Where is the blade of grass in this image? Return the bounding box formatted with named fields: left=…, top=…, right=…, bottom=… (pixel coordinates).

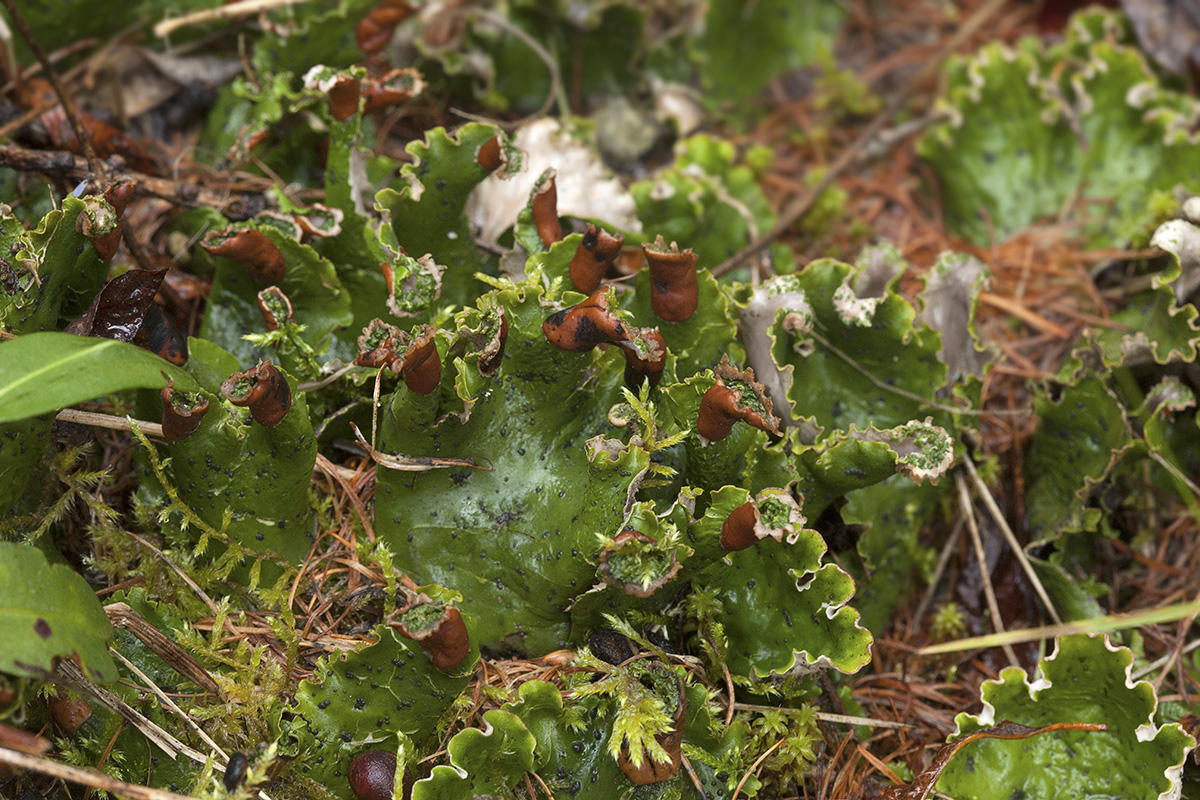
left=919, top=599, right=1200, bottom=655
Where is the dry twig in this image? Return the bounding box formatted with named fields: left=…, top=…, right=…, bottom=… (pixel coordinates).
left=955, top=471, right=1020, bottom=668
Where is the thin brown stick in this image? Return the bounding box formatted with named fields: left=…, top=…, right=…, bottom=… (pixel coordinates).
left=955, top=472, right=1020, bottom=668
left=1148, top=450, right=1200, bottom=501
left=105, top=602, right=222, bottom=697
left=680, top=752, right=710, bottom=800
left=82, top=719, right=125, bottom=800
left=0, top=36, right=99, bottom=97
left=107, top=648, right=230, bottom=765
left=0, top=0, right=105, bottom=179
left=0, top=143, right=260, bottom=219
left=0, top=747, right=196, bottom=800
left=56, top=409, right=165, bottom=439
left=1132, top=637, right=1200, bottom=680
left=962, top=457, right=1063, bottom=626
left=55, top=408, right=375, bottom=486
left=122, top=529, right=222, bottom=617
left=0, top=101, right=50, bottom=141
left=855, top=742, right=904, bottom=785
left=296, top=362, right=359, bottom=392
left=108, top=647, right=277, bottom=800
left=1152, top=590, right=1200, bottom=692
left=979, top=292, right=1071, bottom=339
left=731, top=737, right=786, bottom=800
left=57, top=660, right=210, bottom=765
left=351, top=422, right=492, bottom=472
left=455, top=7, right=563, bottom=126
left=528, top=770, right=555, bottom=800
left=314, top=453, right=376, bottom=545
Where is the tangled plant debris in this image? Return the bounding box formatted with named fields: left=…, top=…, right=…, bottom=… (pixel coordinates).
left=3, top=2, right=1200, bottom=799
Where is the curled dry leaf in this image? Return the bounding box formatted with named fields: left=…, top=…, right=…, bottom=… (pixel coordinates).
left=395, top=599, right=470, bottom=671
left=738, top=274, right=814, bottom=428
left=642, top=236, right=699, bottom=323
left=202, top=229, right=286, bottom=284
left=63, top=268, right=189, bottom=365
left=542, top=290, right=667, bottom=388
left=135, top=303, right=189, bottom=365
left=569, top=223, right=626, bottom=295
left=540, top=649, right=576, bottom=667
left=421, top=0, right=469, bottom=49
left=21, top=78, right=159, bottom=174
left=697, top=357, right=781, bottom=442
left=469, top=118, right=640, bottom=247
left=257, top=286, right=295, bottom=331
left=160, top=381, right=210, bottom=442
left=356, top=0, right=414, bottom=55
left=530, top=169, right=563, bottom=247
left=65, top=268, right=165, bottom=342
left=221, top=360, right=292, bottom=427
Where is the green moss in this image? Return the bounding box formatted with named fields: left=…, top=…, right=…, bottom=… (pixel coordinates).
left=606, top=547, right=675, bottom=589
left=363, top=324, right=391, bottom=350
left=229, top=376, right=256, bottom=398
left=727, top=377, right=767, bottom=417
left=758, top=497, right=790, bottom=530
left=170, top=390, right=206, bottom=412
left=401, top=602, right=446, bottom=633
left=895, top=422, right=953, bottom=471
left=930, top=602, right=967, bottom=643
left=262, top=292, right=289, bottom=322
left=1128, top=189, right=1181, bottom=249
